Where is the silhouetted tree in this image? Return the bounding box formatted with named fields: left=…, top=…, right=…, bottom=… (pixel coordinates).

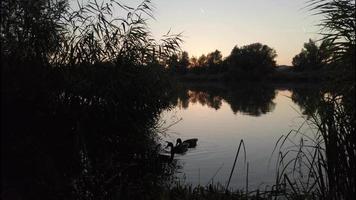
left=198, top=54, right=208, bottom=68
left=167, top=54, right=179, bottom=72
left=226, top=43, right=277, bottom=80
left=167, top=51, right=189, bottom=74
left=178, top=51, right=190, bottom=74
left=1, top=0, right=67, bottom=65
left=188, top=56, right=205, bottom=74
left=189, top=56, right=198, bottom=68
left=292, top=39, right=332, bottom=71
left=186, top=54, right=208, bottom=74
left=206, top=50, right=223, bottom=73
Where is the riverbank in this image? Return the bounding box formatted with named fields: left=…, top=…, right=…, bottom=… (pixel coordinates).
left=175, top=66, right=335, bottom=83
left=149, top=182, right=307, bottom=200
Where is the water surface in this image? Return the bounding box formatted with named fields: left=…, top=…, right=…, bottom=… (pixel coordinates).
left=161, top=83, right=312, bottom=190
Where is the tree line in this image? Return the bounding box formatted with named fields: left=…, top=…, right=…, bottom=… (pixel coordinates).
left=166, top=43, right=278, bottom=81
left=167, top=38, right=354, bottom=82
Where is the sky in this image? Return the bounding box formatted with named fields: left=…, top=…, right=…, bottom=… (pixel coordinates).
left=146, top=0, right=322, bottom=65
left=70, top=0, right=323, bottom=65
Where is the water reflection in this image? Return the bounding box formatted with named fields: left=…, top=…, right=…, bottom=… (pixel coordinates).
left=162, top=83, right=328, bottom=189
left=173, top=83, right=276, bottom=116
left=291, top=87, right=322, bottom=116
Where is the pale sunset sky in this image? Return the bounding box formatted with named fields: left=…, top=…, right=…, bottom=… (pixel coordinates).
left=71, top=0, right=323, bottom=65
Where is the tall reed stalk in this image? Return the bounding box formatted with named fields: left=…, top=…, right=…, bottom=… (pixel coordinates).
left=274, top=90, right=355, bottom=199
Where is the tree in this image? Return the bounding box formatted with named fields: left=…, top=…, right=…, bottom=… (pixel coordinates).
left=197, top=54, right=207, bottom=68
left=189, top=56, right=198, bottom=68
left=167, top=51, right=189, bottom=74
left=292, top=39, right=332, bottom=71
left=167, top=54, right=179, bottom=73
left=206, top=50, right=223, bottom=73
left=179, top=51, right=190, bottom=72
left=226, top=43, right=277, bottom=79
left=188, top=55, right=206, bottom=74
left=0, top=0, right=68, bottom=65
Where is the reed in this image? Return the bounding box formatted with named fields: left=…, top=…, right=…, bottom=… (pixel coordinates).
left=273, top=90, right=355, bottom=199
left=226, top=139, right=246, bottom=192
left=269, top=0, right=356, bottom=198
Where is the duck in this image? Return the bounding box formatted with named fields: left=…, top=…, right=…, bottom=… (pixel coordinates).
left=166, top=141, right=189, bottom=154
left=176, top=138, right=198, bottom=148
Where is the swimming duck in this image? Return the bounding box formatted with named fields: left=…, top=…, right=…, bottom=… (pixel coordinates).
left=166, top=141, right=189, bottom=154
left=176, top=138, right=198, bottom=148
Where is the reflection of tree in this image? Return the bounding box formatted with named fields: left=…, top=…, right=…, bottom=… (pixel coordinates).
left=225, top=85, right=276, bottom=116
left=291, top=87, right=322, bottom=117
left=188, top=91, right=223, bottom=110
left=172, top=83, right=276, bottom=116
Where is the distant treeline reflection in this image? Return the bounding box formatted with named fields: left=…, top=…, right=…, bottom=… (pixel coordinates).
left=171, top=83, right=277, bottom=116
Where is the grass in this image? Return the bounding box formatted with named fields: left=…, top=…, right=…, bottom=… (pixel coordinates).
left=271, top=89, right=355, bottom=199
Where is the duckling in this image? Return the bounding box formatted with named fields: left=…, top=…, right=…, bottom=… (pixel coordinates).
left=166, top=141, right=189, bottom=154
left=176, top=138, right=198, bottom=148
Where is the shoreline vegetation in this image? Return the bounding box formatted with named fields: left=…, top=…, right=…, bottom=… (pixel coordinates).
left=174, top=66, right=336, bottom=83
left=1, top=0, right=354, bottom=199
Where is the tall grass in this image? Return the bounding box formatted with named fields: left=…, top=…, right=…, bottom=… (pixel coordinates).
left=1, top=1, right=184, bottom=199
left=274, top=89, right=355, bottom=199
left=226, top=140, right=246, bottom=192
left=1, top=0, right=182, bottom=67
left=307, top=0, right=355, bottom=82
left=270, top=1, right=356, bottom=199
left=307, top=0, right=355, bottom=57
left=51, top=0, right=182, bottom=66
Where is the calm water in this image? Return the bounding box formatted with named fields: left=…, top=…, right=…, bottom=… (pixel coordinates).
left=161, top=83, right=312, bottom=190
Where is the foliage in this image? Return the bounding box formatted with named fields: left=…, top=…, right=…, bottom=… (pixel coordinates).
left=0, top=0, right=67, bottom=65
left=1, top=0, right=182, bottom=67
left=167, top=51, right=189, bottom=74
left=275, top=87, right=355, bottom=199
left=1, top=0, right=183, bottom=199
left=275, top=1, right=356, bottom=198
left=198, top=54, right=208, bottom=68
left=206, top=50, right=224, bottom=73
left=306, top=0, right=355, bottom=84
left=308, top=0, right=355, bottom=66
left=292, top=39, right=333, bottom=71
left=179, top=51, right=190, bottom=68
left=189, top=54, right=208, bottom=74
left=55, top=0, right=181, bottom=66
left=184, top=50, right=226, bottom=75
left=226, top=43, right=277, bottom=80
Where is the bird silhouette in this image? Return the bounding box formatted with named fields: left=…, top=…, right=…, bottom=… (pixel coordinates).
left=176, top=138, right=198, bottom=148
left=166, top=141, right=189, bottom=154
